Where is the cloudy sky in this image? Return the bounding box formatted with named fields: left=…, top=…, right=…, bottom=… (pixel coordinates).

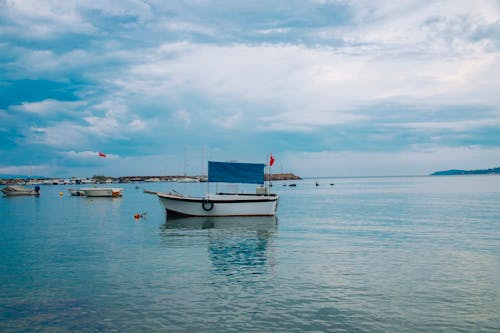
left=1, top=0, right=500, bottom=178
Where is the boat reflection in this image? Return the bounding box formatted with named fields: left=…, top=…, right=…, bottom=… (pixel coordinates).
left=160, top=216, right=278, bottom=279
left=162, top=215, right=278, bottom=231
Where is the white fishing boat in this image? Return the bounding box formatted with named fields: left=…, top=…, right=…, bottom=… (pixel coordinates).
left=68, top=188, right=86, bottom=196
left=80, top=187, right=123, bottom=197
left=156, top=161, right=278, bottom=217
left=175, top=177, right=200, bottom=183
left=1, top=185, right=40, bottom=196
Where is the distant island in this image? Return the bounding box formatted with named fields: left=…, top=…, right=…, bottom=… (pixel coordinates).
left=430, top=167, right=500, bottom=176
left=266, top=173, right=302, bottom=181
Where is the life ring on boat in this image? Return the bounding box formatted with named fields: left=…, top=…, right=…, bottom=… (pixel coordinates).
left=202, top=200, right=214, bottom=211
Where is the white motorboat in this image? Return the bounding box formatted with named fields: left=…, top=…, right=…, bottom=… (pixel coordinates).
left=156, top=161, right=278, bottom=217
left=175, top=177, right=200, bottom=183
left=1, top=185, right=40, bottom=196
left=158, top=192, right=278, bottom=217
left=68, top=188, right=86, bottom=196
left=80, top=187, right=123, bottom=197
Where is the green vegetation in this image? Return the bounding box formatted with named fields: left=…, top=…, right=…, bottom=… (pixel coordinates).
left=430, top=167, right=500, bottom=176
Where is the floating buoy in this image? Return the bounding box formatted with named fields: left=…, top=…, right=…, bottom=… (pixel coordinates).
left=59, top=192, right=63, bottom=197
left=134, top=212, right=147, bottom=219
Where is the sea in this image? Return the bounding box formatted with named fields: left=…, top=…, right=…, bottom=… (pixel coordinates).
left=1, top=175, right=499, bottom=332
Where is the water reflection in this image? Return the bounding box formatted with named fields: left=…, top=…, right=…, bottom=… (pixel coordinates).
left=160, top=216, right=278, bottom=279
left=162, top=215, right=278, bottom=231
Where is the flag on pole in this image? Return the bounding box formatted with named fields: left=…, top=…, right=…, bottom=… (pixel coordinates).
left=98, top=151, right=106, bottom=158
left=269, top=154, right=275, bottom=166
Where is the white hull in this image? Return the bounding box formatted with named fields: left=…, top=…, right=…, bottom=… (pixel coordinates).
left=157, top=192, right=278, bottom=217
left=68, top=188, right=85, bottom=196
left=1, top=185, right=39, bottom=196
left=176, top=177, right=200, bottom=183
left=80, top=187, right=123, bottom=197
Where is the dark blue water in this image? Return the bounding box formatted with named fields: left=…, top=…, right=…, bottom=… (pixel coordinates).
left=1, top=176, right=499, bottom=332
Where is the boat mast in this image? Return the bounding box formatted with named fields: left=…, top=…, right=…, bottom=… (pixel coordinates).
left=184, top=146, right=187, bottom=177
left=267, top=154, right=271, bottom=196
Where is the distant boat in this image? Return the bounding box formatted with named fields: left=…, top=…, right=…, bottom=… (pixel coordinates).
left=175, top=177, right=200, bottom=183
left=68, top=188, right=85, bottom=196
left=1, top=185, right=40, bottom=196
left=289, top=183, right=297, bottom=187
left=156, top=161, right=278, bottom=217
left=80, top=187, right=123, bottom=197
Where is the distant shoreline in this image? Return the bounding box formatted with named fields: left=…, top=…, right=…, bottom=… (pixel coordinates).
left=0, top=173, right=302, bottom=185
left=430, top=167, right=500, bottom=176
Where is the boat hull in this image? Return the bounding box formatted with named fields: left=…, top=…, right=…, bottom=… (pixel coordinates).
left=157, top=192, right=278, bottom=217
left=1, top=190, right=39, bottom=196
left=68, top=188, right=86, bottom=196
left=80, top=188, right=123, bottom=197
left=1, top=186, right=40, bottom=196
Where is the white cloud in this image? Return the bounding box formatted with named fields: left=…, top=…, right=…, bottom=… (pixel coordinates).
left=391, top=118, right=500, bottom=132
left=1, top=0, right=96, bottom=39
left=174, top=109, right=192, bottom=127
left=128, top=119, right=147, bottom=131
left=161, top=20, right=216, bottom=36
left=0, top=164, right=47, bottom=176
left=11, top=99, right=85, bottom=115
left=258, top=110, right=366, bottom=131
left=256, top=28, right=290, bottom=35
left=109, top=39, right=500, bottom=132
left=27, top=122, right=88, bottom=149
left=19, top=98, right=149, bottom=148
left=84, top=100, right=148, bottom=137
left=1, top=0, right=154, bottom=40
left=9, top=48, right=107, bottom=79
left=80, top=0, right=152, bottom=18
left=213, top=111, right=243, bottom=129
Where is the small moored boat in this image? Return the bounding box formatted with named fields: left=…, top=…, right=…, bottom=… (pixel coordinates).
left=156, top=161, right=278, bottom=217
left=175, top=177, right=200, bottom=183
left=80, top=187, right=123, bottom=197
left=1, top=185, right=40, bottom=196
left=68, top=188, right=86, bottom=196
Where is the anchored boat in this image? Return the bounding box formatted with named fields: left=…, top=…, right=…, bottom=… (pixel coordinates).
left=80, top=187, right=123, bottom=197
left=157, top=161, right=278, bottom=217
left=1, top=185, right=40, bottom=196
left=68, top=188, right=86, bottom=196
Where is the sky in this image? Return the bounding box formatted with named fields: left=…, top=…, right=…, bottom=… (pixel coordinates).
left=1, top=0, right=500, bottom=178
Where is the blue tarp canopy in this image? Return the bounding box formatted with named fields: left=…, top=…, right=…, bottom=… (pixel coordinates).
left=208, top=161, right=265, bottom=184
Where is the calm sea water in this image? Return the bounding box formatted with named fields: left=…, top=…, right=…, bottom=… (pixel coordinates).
left=1, top=176, right=499, bottom=332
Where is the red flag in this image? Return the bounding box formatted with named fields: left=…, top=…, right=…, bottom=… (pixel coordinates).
left=98, top=151, right=106, bottom=158
left=269, top=154, right=275, bottom=166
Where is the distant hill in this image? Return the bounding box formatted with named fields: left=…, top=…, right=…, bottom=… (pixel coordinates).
left=430, top=167, right=500, bottom=176
left=265, top=173, right=302, bottom=181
